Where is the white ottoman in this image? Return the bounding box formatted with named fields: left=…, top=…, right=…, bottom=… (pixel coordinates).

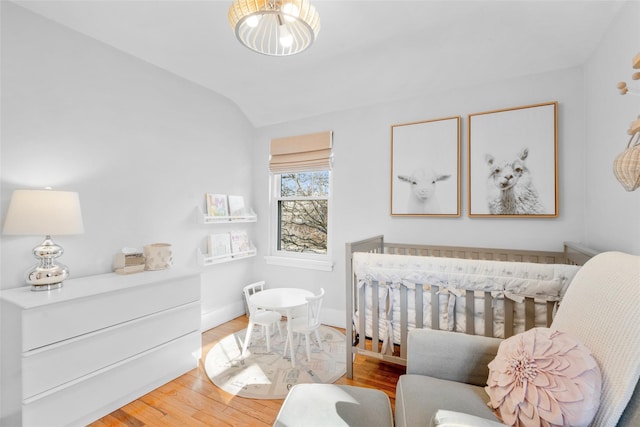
left=273, top=384, right=394, bottom=427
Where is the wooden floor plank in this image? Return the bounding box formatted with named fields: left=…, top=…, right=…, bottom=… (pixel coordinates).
left=88, top=316, right=405, bottom=426
left=117, top=400, right=167, bottom=426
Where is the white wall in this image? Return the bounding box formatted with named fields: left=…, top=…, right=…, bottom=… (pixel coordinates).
left=0, top=3, right=256, bottom=328
left=252, top=66, right=587, bottom=327
left=584, top=0, right=640, bottom=254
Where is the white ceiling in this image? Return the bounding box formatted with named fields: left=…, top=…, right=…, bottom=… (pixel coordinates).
left=12, top=0, right=626, bottom=127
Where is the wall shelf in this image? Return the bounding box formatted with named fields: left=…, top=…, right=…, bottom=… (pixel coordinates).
left=196, top=197, right=256, bottom=266
left=197, top=246, right=257, bottom=266
left=197, top=206, right=257, bottom=224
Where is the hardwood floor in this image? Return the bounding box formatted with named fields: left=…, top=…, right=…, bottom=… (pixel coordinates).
left=89, top=316, right=405, bottom=426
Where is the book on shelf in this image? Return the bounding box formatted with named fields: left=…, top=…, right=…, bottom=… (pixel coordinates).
left=227, top=195, right=246, bottom=217
left=208, top=233, right=232, bottom=257
left=230, top=230, right=251, bottom=255
left=205, top=193, right=229, bottom=217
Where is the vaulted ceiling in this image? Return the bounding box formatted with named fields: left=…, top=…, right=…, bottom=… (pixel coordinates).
left=12, top=0, right=626, bottom=127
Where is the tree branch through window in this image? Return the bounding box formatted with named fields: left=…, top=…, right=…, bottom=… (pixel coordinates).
left=277, top=172, right=329, bottom=254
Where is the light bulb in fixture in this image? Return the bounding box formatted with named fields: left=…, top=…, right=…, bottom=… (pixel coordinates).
left=280, top=33, right=293, bottom=47
left=245, top=14, right=261, bottom=28
left=279, top=24, right=293, bottom=47
left=282, top=3, right=299, bottom=22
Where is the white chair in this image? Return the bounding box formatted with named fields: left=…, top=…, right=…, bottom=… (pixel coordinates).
left=284, top=288, right=325, bottom=362
left=241, top=281, right=283, bottom=357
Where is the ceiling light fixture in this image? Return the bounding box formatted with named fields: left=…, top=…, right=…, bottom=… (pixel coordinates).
left=229, top=0, right=320, bottom=56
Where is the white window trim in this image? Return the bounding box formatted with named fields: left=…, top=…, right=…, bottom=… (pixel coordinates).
left=266, top=172, right=334, bottom=271
left=264, top=255, right=334, bottom=271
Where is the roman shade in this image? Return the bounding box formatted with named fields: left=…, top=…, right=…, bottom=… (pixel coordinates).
left=269, top=131, right=333, bottom=173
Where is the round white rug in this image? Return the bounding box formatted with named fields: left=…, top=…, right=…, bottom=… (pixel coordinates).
left=204, top=323, right=346, bottom=399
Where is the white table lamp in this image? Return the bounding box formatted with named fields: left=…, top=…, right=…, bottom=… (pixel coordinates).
left=3, top=189, right=84, bottom=291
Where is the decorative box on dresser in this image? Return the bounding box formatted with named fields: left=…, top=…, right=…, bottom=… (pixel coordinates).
left=0, top=267, right=202, bottom=427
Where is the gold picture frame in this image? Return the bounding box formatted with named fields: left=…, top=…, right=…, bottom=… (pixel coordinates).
left=468, top=102, right=558, bottom=217
left=391, top=116, right=461, bottom=217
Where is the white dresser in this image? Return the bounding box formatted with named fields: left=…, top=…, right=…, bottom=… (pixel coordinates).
left=0, top=267, right=202, bottom=427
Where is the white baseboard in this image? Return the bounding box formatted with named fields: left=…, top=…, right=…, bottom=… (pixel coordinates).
left=320, top=307, right=346, bottom=329
left=200, top=301, right=245, bottom=332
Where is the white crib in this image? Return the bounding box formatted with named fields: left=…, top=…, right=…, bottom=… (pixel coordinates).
left=345, top=236, right=599, bottom=379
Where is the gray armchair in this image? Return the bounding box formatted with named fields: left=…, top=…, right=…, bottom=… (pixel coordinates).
left=395, top=329, right=504, bottom=426
left=395, top=251, right=640, bottom=427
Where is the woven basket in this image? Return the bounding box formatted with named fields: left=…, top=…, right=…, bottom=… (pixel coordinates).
left=613, top=133, right=640, bottom=192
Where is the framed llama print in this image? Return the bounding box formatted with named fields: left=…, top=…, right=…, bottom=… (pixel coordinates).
left=468, top=102, right=558, bottom=217
left=391, top=116, right=461, bottom=216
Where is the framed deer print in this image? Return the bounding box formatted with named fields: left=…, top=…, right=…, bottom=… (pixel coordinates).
left=468, top=102, right=558, bottom=217
left=391, top=116, right=461, bottom=217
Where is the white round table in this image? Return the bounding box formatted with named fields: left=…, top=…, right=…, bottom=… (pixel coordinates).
left=245, top=288, right=314, bottom=367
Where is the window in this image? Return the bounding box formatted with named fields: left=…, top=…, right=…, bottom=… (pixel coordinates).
left=276, top=171, right=329, bottom=254
left=267, top=131, right=333, bottom=271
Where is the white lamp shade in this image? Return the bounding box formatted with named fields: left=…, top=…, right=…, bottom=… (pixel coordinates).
left=3, top=189, right=85, bottom=236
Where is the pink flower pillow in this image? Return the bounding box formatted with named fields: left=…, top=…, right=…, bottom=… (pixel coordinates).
left=485, top=327, right=601, bottom=427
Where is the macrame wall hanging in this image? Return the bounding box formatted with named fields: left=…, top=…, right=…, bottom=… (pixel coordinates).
left=614, top=52, right=640, bottom=192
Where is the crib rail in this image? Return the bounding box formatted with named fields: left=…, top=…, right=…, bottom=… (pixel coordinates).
left=383, top=242, right=565, bottom=263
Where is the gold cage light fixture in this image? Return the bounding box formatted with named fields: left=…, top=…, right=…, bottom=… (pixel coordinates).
left=229, top=0, right=320, bottom=56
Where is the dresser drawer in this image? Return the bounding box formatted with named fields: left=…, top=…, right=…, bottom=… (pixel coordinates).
left=23, top=331, right=201, bottom=427
left=21, top=272, right=200, bottom=351
left=22, top=300, right=200, bottom=399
